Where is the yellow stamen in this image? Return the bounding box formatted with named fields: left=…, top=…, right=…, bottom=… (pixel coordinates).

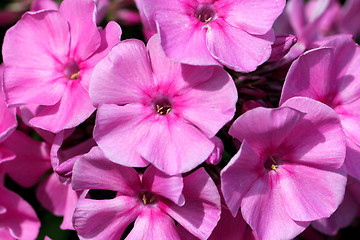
left=142, top=194, right=147, bottom=204
left=71, top=72, right=80, bottom=80
left=271, top=164, right=278, bottom=172
left=149, top=195, right=156, bottom=203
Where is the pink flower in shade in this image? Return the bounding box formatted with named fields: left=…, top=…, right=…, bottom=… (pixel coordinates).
left=221, top=97, right=347, bottom=240
left=139, top=0, right=285, bottom=72
left=71, top=147, right=221, bottom=240
left=1, top=130, right=51, bottom=188
left=274, top=0, right=340, bottom=61
left=36, top=173, right=82, bottom=230
left=280, top=35, right=360, bottom=180
left=177, top=199, right=258, bottom=240
left=50, top=128, right=96, bottom=184
left=0, top=167, right=40, bottom=240
left=0, top=185, right=41, bottom=240
left=312, top=177, right=360, bottom=236
left=90, top=34, right=237, bottom=175
left=2, top=0, right=122, bottom=133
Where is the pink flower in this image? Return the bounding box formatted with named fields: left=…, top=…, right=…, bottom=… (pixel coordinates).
left=2, top=0, right=122, bottom=133
left=280, top=35, right=360, bottom=180
left=72, top=147, right=221, bottom=240
left=139, top=0, right=285, bottom=72
left=90, top=34, right=237, bottom=175
left=221, top=97, right=347, bottom=240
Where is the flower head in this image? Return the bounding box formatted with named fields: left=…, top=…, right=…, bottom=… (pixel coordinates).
left=90, top=34, right=237, bottom=175
left=221, top=97, right=347, bottom=240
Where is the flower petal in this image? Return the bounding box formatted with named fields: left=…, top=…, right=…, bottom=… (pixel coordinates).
left=206, top=19, right=274, bottom=72
left=0, top=186, right=40, bottom=240
left=155, top=11, right=220, bottom=66
left=73, top=197, right=141, bottom=240
left=280, top=97, right=346, bottom=169
left=29, top=80, right=95, bottom=133
left=94, top=104, right=150, bottom=168
left=137, top=115, right=214, bottom=175
left=221, top=140, right=263, bottom=216
left=126, top=207, right=181, bottom=240
left=241, top=175, right=309, bottom=240
left=218, top=0, right=285, bottom=35
left=175, top=66, right=237, bottom=138
left=279, top=164, right=346, bottom=221
left=89, top=39, right=154, bottom=107
left=3, top=10, right=69, bottom=106
left=142, top=165, right=185, bottom=206
left=229, top=106, right=305, bottom=156
left=59, top=0, right=101, bottom=61
left=72, top=146, right=141, bottom=196
left=2, top=130, right=51, bottom=188
left=160, top=168, right=221, bottom=240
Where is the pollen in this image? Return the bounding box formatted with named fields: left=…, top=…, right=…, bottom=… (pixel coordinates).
left=140, top=191, right=158, bottom=205
left=264, top=155, right=279, bottom=172
left=71, top=72, right=80, bottom=80
left=153, top=97, right=172, bottom=115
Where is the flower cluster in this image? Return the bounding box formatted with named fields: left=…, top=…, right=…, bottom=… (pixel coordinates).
left=1, top=0, right=360, bottom=239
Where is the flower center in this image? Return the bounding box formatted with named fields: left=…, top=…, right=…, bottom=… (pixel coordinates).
left=264, top=155, right=279, bottom=172
left=195, top=4, right=216, bottom=23
left=153, top=97, right=172, bottom=115
left=64, top=61, right=80, bottom=80
left=139, top=191, right=158, bottom=205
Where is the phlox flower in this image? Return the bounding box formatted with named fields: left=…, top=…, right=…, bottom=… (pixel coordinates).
left=274, top=0, right=340, bottom=60
left=139, top=0, right=285, bottom=72
left=280, top=35, right=360, bottom=180
left=2, top=0, right=121, bottom=133
left=221, top=97, right=347, bottom=240
left=71, top=147, right=221, bottom=240
left=90, top=34, right=237, bottom=175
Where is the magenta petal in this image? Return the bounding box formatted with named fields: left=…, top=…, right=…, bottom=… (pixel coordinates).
left=29, top=81, right=95, bottom=133
left=137, top=115, right=214, bottom=175
left=73, top=197, right=141, bottom=240
left=59, top=0, right=101, bottom=62
left=36, top=173, right=79, bottom=230
left=221, top=140, right=263, bottom=216
left=0, top=76, right=16, bottom=142
left=221, top=0, right=285, bottom=35
left=0, top=186, right=40, bottom=240
left=280, top=48, right=335, bottom=105
left=155, top=11, right=220, bottom=66
left=80, top=21, right=122, bottom=90
left=2, top=130, right=51, bottom=188
left=279, top=164, right=346, bottom=222
left=176, top=66, right=237, bottom=138
left=142, top=165, right=185, bottom=206
left=89, top=39, right=154, bottom=107
left=94, top=104, right=150, bottom=168
left=229, top=106, right=305, bottom=156
left=206, top=19, right=274, bottom=72
left=312, top=187, right=358, bottom=236
left=126, top=207, right=180, bottom=240
left=72, top=147, right=142, bottom=196
left=241, top=176, right=309, bottom=240
left=3, top=11, right=69, bottom=106
left=280, top=97, right=346, bottom=169
left=160, top=168, right=221, bottom=240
